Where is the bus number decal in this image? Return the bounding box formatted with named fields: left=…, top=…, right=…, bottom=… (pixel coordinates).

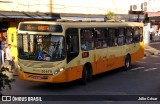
left=82, top=52, right=89, bottom=58
left=42, top=70, right=52, bottom=74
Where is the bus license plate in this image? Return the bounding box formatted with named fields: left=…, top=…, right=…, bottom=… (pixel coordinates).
left=32, top=76, right=42, bottom=80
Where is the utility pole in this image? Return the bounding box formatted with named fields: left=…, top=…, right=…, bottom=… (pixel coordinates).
left=50, top=0, right=53, bottom=16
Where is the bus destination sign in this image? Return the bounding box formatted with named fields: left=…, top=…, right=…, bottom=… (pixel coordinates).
left=19, top=23, right=63, bottom=32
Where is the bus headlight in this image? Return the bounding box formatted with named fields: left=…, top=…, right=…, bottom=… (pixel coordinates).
left=54, top=68, right=64, bottom=75
left=59, top=68, right=64, bottom=72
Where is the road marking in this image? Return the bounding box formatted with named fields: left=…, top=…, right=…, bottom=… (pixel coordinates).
left=150, top=55, right=160, bottom=58
left=144, top=68, right=158, bottom=72
left=131, top=67, right=145, bottom=71
left=137, top=61, right=146, bottom=63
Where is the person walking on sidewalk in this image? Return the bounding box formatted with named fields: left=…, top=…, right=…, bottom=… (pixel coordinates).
left=5, top=44, right=13, bottom=73
left=0, top=41, right=5, bottom=65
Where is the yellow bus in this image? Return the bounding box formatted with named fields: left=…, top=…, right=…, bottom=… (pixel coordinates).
left=17, top=21, right=144, bottom=84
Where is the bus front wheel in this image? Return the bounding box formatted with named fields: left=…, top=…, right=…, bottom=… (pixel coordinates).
left=81, top=65, right=92, bottom=84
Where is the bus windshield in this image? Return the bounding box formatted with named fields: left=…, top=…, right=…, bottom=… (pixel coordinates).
left=18, top=34, right=65, bottom=61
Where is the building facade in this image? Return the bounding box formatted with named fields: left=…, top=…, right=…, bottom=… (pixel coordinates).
left=0, top=0, right=160, bottom=15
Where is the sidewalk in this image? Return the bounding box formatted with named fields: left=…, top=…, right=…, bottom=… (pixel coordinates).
left=1, top=60, right=17, bottom=77
left=144, top=42, right=160, bottom=56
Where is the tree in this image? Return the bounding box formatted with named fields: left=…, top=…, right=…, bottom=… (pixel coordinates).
left=106, top=11, right=115, bottom=20
left=106, top=11, right=124, bottom=22
left=0, top=67, right=14, bottom=96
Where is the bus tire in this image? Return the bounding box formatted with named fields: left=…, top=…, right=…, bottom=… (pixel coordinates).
left=81, top=65, right=92, bottom=85
left=124, top=55, right=131, bottom=71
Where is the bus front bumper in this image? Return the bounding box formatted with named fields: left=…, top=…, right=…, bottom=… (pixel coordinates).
left=18, top=66, right=83, bottom=83
left=18, top=68, right=69, bottom=83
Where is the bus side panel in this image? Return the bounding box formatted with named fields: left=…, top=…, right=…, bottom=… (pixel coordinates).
left=95, top=46, right=126, bottom=74
left=106, top=46, right=124, bottom=71
left=95, top=49, right=107, bottom=74
left=65, top=65, right=83, bottom=82
left=131, top=42, right=144, bottom=63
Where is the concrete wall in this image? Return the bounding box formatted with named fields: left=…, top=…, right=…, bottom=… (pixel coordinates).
left=144, top=23, right=150, bottom=44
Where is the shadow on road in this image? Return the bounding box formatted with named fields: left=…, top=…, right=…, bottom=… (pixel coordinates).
left=25, top=67, right=131, bottom=92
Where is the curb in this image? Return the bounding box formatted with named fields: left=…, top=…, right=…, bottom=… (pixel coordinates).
left=144, top=51, right=160, bottom=57
left=2, top=71, right=14, bottom=79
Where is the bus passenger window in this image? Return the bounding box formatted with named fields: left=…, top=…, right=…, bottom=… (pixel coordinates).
left=133, top=27, right=142, bottom=42
left=81, top=29, right=94, bottom=50
left=139, top=27, right=143, bottom=42
left=117, top=28, right=125, bottom=45
left=108, top=28, right=116, bottom=46
left=126, top=28, right=133, bottom=44
left=95, top=28, right=107, bottom=48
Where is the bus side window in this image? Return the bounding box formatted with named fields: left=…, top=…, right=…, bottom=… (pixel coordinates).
left=117, top=28, right=125, bottom=45
left=66, top=28, right=79, bottom=63
left=95, top=28, right=107, bottom=48
left=108, top=28, right=116, bottom=47
left=139, top=27, right=143, bottom=42
left=81, top=29, right=94, bottom=50
left=133, top=27, right=142, bottom=43
left=126, top=27, right=133, bottom=44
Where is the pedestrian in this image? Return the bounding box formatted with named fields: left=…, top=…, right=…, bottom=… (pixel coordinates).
left=0, top=41, right=5, bottom=65
left=0, top=40, right=5, bottom=67
left=158, top=28, right=160, bottom=36
left=149, top=26, right=154, bottom=41
left=5, top=44, right=13, bottom=73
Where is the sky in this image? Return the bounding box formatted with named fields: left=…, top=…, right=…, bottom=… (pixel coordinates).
left=1, top=0, right=160, bottom=14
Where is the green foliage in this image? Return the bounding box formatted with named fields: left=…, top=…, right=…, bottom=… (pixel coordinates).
left=106, top=11, right=115, bottom=19
left=0, top=67, right=15, bottom=96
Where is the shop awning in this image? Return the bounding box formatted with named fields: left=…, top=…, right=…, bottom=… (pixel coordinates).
left=146, top=12, right=160, bottom=17
left=0, top=11, right=60, bottom=20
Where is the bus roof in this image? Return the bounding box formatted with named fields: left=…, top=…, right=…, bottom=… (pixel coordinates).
left=19, top=21, right=144, bottom=28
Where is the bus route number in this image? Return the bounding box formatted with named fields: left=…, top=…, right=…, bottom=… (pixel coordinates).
left=82, top=52, right=89, bottom=58
left=42, top=70, right=52, bottom=74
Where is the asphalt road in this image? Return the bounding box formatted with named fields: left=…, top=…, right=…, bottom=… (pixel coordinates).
left=1, top=54, right=160, bottom=104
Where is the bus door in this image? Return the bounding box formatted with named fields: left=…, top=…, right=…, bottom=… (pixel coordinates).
left=66, top=28, right=81, bottom=80
left=7, top=27, right=18, bottom=64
